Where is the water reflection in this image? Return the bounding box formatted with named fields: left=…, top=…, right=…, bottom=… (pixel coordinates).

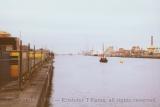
left=50, top=55, right=160, bottom=107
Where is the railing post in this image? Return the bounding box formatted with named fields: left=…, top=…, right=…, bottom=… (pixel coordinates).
left=28, top=43, right=30, bottom=79
left=34, top=45, right=36, bottom=67
left=19, top=40, right=22, bottom=90
left=41, top=49, right=43, bottom=65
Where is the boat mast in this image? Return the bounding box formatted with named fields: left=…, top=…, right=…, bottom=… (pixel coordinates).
left=102, top=43, right=104, bottom=57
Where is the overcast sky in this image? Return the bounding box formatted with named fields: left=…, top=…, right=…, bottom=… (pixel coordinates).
left=0, top=0, right=160, bottom=53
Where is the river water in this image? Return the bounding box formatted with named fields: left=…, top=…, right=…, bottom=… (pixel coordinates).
left=49, top=55, right=160, bottom=107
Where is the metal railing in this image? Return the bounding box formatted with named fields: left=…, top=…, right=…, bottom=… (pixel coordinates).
left=0, top=42, right=54, bottom=90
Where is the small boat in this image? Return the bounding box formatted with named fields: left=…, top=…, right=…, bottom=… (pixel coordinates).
left=119, top=60, right=124, bottom=64
left=119, top=58, right=125, bottom=64
left=99, top=44, right=108, bottom=63
left=100, top=57, right=108, bottom=63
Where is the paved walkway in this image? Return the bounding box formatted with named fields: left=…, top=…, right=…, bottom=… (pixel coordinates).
left=0, top=61, right=53, bottom=107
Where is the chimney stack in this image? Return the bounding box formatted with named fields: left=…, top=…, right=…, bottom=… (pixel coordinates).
left=151, top=36, right=153, bottom=46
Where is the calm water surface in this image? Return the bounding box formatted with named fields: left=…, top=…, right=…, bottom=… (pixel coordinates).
left=49, top=55, right=160, bottom=107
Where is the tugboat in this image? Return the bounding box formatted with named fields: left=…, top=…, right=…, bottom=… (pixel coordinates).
left=99, top=44, right=108, bottom=63
left=100, top=56, right=108, bottom=63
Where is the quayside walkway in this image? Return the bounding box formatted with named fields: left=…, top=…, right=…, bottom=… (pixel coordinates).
left=0, top=59, right=54, bottom=107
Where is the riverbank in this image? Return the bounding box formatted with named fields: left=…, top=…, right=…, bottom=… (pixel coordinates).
left=110, top=55, right=160, bottom=59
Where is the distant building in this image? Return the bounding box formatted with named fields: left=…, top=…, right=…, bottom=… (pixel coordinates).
left=147, top=36, right=156, bottom=55
left=111, top=48, right=130, bottom=57
left=119, top=48, right=130, bottom=57
left=131, top=46, right=141, bottom=56
left=104, top=46, right=114, bottom=57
